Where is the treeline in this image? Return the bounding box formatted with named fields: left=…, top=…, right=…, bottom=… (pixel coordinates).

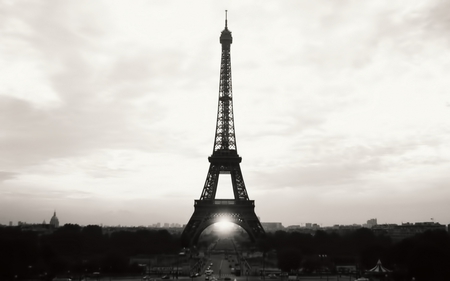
left=0, top=224, right=180, bottom=280
left=248, top=228, right=450, bottom=281
left=1, top=225, right=449, bottom=281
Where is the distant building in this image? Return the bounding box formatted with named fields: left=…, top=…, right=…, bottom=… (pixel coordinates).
left=49, top=211, right=59, bottom=228
left=302, top=223, right=322, bottom=229
left=372, top=222, right=446, bottom=241
left=365, top=218, right=377, bottom=228
left=19, top=222, right=54, bottom=235
left=18, top=211, right=60, bottom=234
left=286, top=225, right=301, bottom=230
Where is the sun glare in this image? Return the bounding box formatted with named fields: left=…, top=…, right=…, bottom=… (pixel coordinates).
left=215, top=218, right=234, bottom=232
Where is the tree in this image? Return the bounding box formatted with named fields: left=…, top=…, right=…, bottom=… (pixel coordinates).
left=277, top=249, right=301, bottom=272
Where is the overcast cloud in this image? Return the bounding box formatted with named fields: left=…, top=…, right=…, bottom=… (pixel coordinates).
left=1, top=0, right=449, bottom=227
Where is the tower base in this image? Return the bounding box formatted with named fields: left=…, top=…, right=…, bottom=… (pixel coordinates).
left=181, top=199, right=265, bottom=247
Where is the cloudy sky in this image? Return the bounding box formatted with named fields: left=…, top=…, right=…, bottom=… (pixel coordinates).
left=1, top=0, right=450, bottom=228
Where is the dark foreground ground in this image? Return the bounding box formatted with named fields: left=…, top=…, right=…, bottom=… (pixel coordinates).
left=77, top=276, right=363, bottom=281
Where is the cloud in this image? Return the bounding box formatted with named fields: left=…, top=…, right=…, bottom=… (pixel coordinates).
left=0, top=171, right=18, bottom=183
left=1, top=0, right=450, bottom=227
left=374, top=1, right=450, bottom=43
left=0, top=1, right=187, bottom=172
left=0, top=93, right=168, bottom=169
left=246, top=132, right=449, bottom=192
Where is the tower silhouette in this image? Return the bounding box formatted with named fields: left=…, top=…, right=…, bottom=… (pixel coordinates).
left=181, top=12, right=265, bottom=246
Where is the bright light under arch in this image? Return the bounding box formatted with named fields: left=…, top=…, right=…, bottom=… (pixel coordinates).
left=215, top=217, right=234, bottom=232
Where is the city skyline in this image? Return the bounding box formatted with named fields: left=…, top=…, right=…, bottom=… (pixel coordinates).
left=6, top=209, right=446, bottom=228
left=1, top=1, right=450, bottom=228
left=3, top=211, right=447, bottom=230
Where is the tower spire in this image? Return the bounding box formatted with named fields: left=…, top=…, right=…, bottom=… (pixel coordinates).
left=217, top=10, right=234, bottom=152
left=225, top=10, right=228, bottom=28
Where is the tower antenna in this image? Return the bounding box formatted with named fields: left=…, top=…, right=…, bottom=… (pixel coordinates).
left=225, top=10, right=228, bottom=28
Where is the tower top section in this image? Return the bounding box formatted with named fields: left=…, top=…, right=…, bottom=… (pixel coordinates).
left=212, top=9, right=237, bottom=154
left=220, top=10, right=232, bottom=45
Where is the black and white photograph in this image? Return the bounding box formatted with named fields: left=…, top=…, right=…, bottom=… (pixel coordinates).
left=1, top=1, right=449, bottom=280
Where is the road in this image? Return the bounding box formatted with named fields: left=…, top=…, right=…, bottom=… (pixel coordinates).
left=203, top=238, right=238, bottom=281
left=90, top=238, right=357, bottom=281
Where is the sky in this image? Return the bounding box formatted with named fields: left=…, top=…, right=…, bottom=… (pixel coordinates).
left=1, top=0, right=450, bottom=228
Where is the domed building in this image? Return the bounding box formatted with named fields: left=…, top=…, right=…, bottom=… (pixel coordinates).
left=49, top=211, right=59, bottom=228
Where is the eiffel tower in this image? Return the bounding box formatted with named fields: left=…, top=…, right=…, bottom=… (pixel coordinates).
left=181, top=12, right=265, bottom=247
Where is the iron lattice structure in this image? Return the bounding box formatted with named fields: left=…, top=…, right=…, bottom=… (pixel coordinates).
left=181, top=13, right=265, bottom=247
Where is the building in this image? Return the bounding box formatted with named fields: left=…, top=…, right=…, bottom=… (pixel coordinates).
left=372, top=222, right=446, bottom=241
left=49, top=211, right=59, bottom=228
left=19, top=222, right=54, bottom=235
left=365, top=218, right=377, bottom=228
